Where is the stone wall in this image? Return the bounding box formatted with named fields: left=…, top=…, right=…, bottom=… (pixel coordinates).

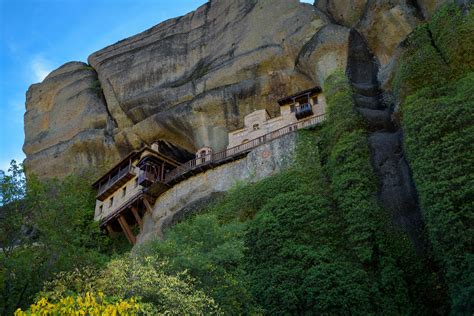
left=137, top=132, right=297, bottom=244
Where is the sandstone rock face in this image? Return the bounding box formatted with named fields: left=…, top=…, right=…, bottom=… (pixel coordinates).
left=315, top=0, right=450, bottom=86
left=23, top=62, right=123, bottom=179
left=315, top=0, right=368, bottom=27
left=317, top=0, right=423, bottom=66
left=23, top=0, right=450, bottom=179
left=25, top=0, right=334, bottom=179
left=138, top=132, right=297, bottom=244
left=87, top=0, right=331, bottom=152
left=296, top=24, right=351, bottom=84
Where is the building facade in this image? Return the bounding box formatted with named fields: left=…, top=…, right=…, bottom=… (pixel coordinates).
left=92, top=87, right=326, bottom=244
left=92, top=143, right=187, bottom=244
left=227, top=87, right=326, bottom=148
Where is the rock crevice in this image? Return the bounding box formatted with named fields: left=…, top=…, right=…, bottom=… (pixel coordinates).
left=346, top=29, right=426, bottom=250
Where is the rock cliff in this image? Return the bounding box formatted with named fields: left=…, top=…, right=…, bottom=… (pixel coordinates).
left=23, top=0, right=448, bottom=179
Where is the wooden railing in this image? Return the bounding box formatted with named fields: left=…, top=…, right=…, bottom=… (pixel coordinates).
left=165, top=113, right=325, bottom=183
left=97, top=163, right=133, bottom=197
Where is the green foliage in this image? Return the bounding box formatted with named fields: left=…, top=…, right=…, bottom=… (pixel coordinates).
left=39, top=256, right=220, bottom=315
left=393, top=24, right=450, bottom=100
left=320, top=70, right=365, bottom=158
left=430, top=3, right=474, bottom=77
left=96, top=257, right=219, bottom=315
left=0, top=163, right=124, bottom=315
left=324, top=71, right=446, bottom=315
left=394, top=3, right=474, bottom=101
left=0, top=160, right=27, bottom=256
left=394, top=4, right=473, bottom=312
left=401, top=72, right=474, bottom=313
left=81, top=65, right=94, bottom=71
left=245, top=191, right=373, bottom=315
left=214, top=170, right=301, bottom=222
left=327, top=130, right=381, bottom=263
left=91, top=79, right=103, bottom=97
left=137, top=214, right=258, bottom=315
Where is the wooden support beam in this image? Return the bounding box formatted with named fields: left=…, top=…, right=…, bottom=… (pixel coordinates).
left=131, top=206, right=143, bottom=228
left=118, top=215, right=136, bottom=245
left=106, top=224, right=114, bottom=235
left=143, top=198, right=154, bottom=214
left=161, top=162, right=165, bottom=181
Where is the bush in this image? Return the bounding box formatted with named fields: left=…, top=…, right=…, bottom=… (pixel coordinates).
left=394, top=4, right=474, bottom=312
left=430, top=3, right=474, bottom=77
left=244, top=191, right=374, bottom=314
left=394, top=3, right=474, bottom=101
left=0, top=165, right=125, bottom=315
left=40, top=256, right=219, bottom=315
left=14, top=292, right=141, bottom=316
left=137, top=214, right=256, bottom=315
left=401, top=73, right=474, bottom=313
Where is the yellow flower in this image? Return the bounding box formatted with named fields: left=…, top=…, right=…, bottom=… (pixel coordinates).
left=15, top=292, right=141, bottom=315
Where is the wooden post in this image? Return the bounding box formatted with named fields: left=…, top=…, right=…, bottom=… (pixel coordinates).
left=131, top=206, right=142, bottom=228
left=118, top=215, right=136, bottom=245
left=143, top=198, right=154, bottom=214
left=106, top=224, right=114, bottom=235
left=160, top=162, right=165, bottom=181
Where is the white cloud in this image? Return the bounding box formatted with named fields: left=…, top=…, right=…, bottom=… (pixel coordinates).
left=30, top=56, right=53, bottom=83
left=299, top=0, right=314, bottom=3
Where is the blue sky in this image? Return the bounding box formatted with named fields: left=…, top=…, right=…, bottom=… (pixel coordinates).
left=0, top=0, right=313, bottom=173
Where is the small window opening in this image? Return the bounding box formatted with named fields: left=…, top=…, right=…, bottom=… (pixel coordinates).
left=135, top=178, right=138, bottom=188
left=122, top=187, right=127, bottom=198
left=253, top=123, right=260, bottom=131
left=109, top=197, right=114, bottom=207
left=99, top=205, right=103, bottom=213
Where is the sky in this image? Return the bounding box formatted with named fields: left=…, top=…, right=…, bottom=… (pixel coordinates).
left=0, top=0, right=313, bottom=173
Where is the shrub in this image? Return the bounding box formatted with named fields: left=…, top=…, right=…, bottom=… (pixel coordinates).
left=137, top=214, right=256, bottom=315
left=401, top=73, right=474, bottom=313
left=14, top=292, right=141, bottom=316
left=394, top=4, right=473, bottom=312
left=40, top=256, right=219, bottom=315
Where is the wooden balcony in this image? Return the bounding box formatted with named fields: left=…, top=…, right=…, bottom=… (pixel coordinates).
left=295, top=103, right=314, bottom=120
left=96, top=163, right=135, bottom=201
left=138, top=170, right=156, bottom=188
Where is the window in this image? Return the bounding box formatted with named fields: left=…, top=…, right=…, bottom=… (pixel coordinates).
left=200, top=150, right=207, bottom=163
left=312, top=96, right=318, bottom=104
left=135, top=178, right=138, bottom=188
left=122, top=187, right=127, bottom=198
left=253, top=123, right=260, bottom=131
left=109, top=197, right=114, bottom=207
left=99, top=205, right=103, bottom=214
left=290, top=104, right=296, bottom=113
